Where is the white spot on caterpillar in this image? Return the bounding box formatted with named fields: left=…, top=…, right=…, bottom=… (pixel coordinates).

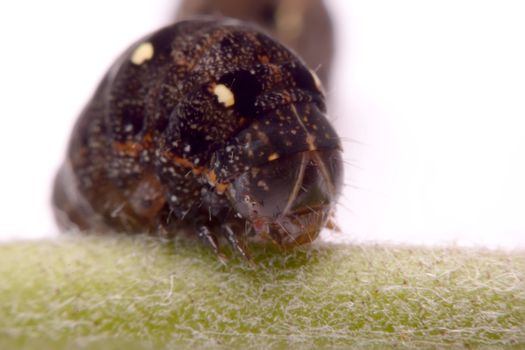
left=310, top=69, right=322, bottom=91
left=213, top=84, right=235, bottom=107
left=131, top=42, right=154, bottom=65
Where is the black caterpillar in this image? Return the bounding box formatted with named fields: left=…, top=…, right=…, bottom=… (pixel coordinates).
left=52, top=19, right=343, bottom=260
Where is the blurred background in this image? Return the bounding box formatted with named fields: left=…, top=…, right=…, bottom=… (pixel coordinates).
left=0, top=0, right=524, bottom=249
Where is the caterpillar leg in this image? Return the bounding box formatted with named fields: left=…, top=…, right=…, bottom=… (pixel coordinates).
left=197, top=225, right=228, bottom=264
left=222, top=224, right=254, bottom=265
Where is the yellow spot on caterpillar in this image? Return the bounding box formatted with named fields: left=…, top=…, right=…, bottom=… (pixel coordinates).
left=310, top=69, right=322, bottom=91
left=213, top=84, right=235, bottom=107
left=268, top=153, right=280, bottom=161
left=131, top=42, right=154, bottom=65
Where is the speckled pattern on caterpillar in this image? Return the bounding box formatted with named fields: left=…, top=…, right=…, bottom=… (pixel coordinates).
left=52, top=19, right=343, bottom=260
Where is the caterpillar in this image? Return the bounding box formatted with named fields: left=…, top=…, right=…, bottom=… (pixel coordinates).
left=52, top=19, right=343, bottom=260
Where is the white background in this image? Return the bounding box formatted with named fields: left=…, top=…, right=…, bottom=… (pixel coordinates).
left=1, top=1, right=524, bottom=249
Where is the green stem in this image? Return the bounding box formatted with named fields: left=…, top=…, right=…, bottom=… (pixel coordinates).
left=0, top=235, right=524, bottom=349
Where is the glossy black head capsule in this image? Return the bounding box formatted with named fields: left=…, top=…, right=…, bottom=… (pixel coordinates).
left=206, top=54, right=344, bottom=246
left=226, top=149, right=343, bottom=246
